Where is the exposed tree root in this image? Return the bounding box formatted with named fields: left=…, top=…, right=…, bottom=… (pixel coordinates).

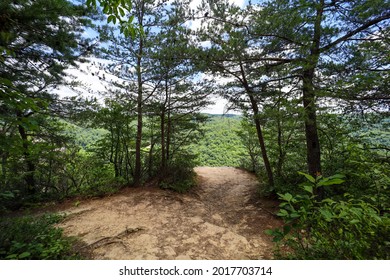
left=83, top=227, right=144, bottom=249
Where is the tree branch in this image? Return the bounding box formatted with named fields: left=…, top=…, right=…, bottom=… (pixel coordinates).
left=320, top=13, right=390, bottom=52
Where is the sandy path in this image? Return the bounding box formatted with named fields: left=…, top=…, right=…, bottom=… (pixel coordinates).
left=58, top=167, right=282, bottom=259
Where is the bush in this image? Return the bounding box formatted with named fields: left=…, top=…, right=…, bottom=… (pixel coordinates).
left=267, top=173, right=390, bottom=259
left=159, top=153, right=197, bottom=193
left=0, top=214, right=79, bottom=260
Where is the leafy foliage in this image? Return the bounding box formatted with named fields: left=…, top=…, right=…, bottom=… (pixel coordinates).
left=267, top=173, right=390, bottom=259
left=0, top=214, right=79, bottom=260
left=191, top=115, right=247, bottom=167
left=159, top=152, right=197, bottom=193
left=87, top=0, right=136, bottom=37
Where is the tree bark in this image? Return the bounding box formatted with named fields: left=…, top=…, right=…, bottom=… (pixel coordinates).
left=238, top=61, right=274, bottom=186
left=160, top=76, right=170, bottom=174
left=276, top=114, right=285, bottom=178
left=301, top=0, right=324, bottom=198
left=302, top=69, right=322, bottom=177
left=248, top=94, right=275, bottom=187
left=134, top=36, right=144, bottom=186
left=166, top=89, right=172, bottom=164
left=160, top=108, right=166, bottom=172
left=133, top=1, right=147, bottom=186
left=17, top=117, right=36, bottom=195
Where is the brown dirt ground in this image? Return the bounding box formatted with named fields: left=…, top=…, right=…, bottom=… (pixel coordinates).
left=57, top=167, right=282, bottom=260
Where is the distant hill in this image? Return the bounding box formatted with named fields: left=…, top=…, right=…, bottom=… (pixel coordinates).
left=190, top=115, right=247, bottom=167
left=206, top=113, right=242, bottom=119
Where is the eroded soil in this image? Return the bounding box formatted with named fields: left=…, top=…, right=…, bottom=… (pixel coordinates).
left=58, top=167, right=282, bottom=259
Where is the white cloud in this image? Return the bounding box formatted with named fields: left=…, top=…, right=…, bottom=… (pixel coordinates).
left=55, top=57, right=123, bottom=102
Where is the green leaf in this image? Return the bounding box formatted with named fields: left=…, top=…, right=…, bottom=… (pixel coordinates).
left=107, top=15, right=116, bottom=24
left=318, top=178, right=345, bottom=186
left=119, top=7, right=125, bottom=17
left=320, top=209, right=334, bottom=221
left=298, top=171, right=315, bottom=183
left=0, top=191, right=15, bottom=199
left=279, top=192, right=293, bottom=202
left=290, top=212, right=300, bottom=218
left=103, top=4, right=109, bottom=14
left=18, top=252, right=31, bottom=259
left=5, top=254, right=18, bottom=259
left=303, top=185, right=313, bottom=194
left=277, top=209, right=289, bottom=217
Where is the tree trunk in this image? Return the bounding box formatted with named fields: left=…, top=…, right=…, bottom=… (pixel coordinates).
left=238, top=61, right=274, bottom=186
left=148, top=141, right=155, bottom=178
left=166, top=90, right=172, bottom=164
left=1, top=150, right=8, bottom=187
left=248, top=94, right=275, bottom=187
left=134, top=40, right=143, bottom=185
left=160, top=76, right=170, bottom=174
left=301, top=0, right=324, bottom=198
left=17, top=119, right=36, bottom=195
left=114, top=127, right=121, bottom=178
left=276, top=115, right=285, bottom=178
left=302, top=70, right=322, bottom=177
left=160, top=108, right=166, bottom=173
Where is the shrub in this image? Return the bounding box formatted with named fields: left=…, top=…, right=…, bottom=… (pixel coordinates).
left=159, top=153, right=197, bottom=193
left=0, top=214, right=79, bottom=260
left=267, top=173, right=390, bottom=259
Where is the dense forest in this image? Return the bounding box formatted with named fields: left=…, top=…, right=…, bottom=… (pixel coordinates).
left=1, top=0, right=389, bottom=260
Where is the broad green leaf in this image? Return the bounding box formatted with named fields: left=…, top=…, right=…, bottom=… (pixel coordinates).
left=277, top=209, right=289, bottom=217
left=119, top=7, right=125, bottom=17
left=279, top=192, right=293, bottom=202
left=107, top=15, right=116, bottom=24
left=0, top=191, right=15, bottom=199
left=330, top=174, right=346, bottom=179
left=322, top=198, right=336, bottom=204
left=290, top=212, right=300, bottom=218
left=103, top=3, right=109, bottom=14
left=18, top=252, right=31, bottom=259
left=5, top=254, right=18, bottom=259
left=320, top=209, right=334, bottom=221
left=318, top=178, right=345, bottom=186
left=298, top=171, right=315, bottom=183
left=303, top=185, right=313, bottom=194
left=317, top=174, right=345, bottom=186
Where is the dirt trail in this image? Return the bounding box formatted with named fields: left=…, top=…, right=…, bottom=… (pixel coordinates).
left=58, top=167, right=282, bottom=260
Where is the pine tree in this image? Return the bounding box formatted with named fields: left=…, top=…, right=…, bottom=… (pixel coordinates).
left=0, top=0, right=93, bottom=194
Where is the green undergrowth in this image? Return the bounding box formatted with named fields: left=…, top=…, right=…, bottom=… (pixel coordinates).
left=159, top=154, right=197, bottom=193
left=267, top=173, right=390, bottom=260
left=0, top=214, right=81, bottom=260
